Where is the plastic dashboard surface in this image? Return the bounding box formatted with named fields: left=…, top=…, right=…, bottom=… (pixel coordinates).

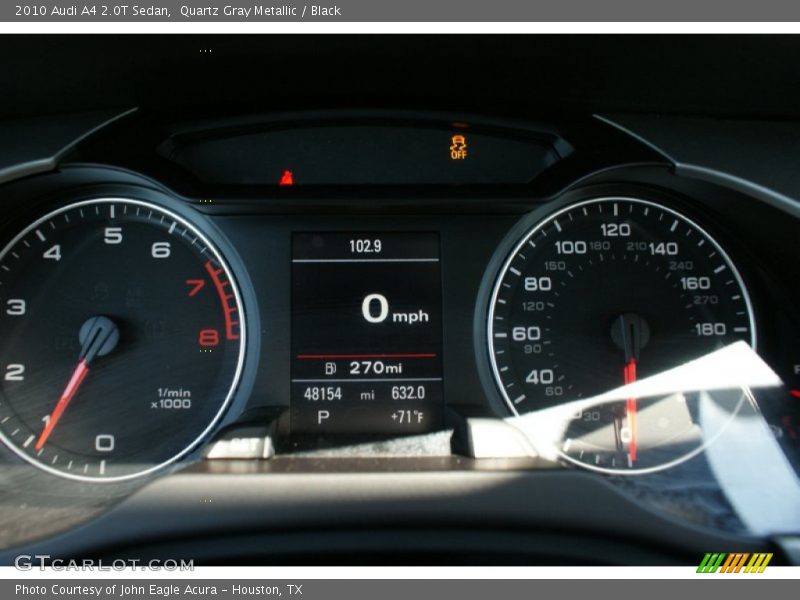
left=0, top=107, right=798, bottom=566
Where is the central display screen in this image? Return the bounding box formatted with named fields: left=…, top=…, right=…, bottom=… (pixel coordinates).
left=291, top=232, right=444, bottom=435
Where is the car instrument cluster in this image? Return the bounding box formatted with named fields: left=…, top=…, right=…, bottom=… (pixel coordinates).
left=0, top=109, right=799, bottom=555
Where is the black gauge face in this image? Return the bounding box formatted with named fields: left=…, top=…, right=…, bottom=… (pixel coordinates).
left=0, top=199, right=245, bottom=481
left=487, top=197, right=756, bottom=473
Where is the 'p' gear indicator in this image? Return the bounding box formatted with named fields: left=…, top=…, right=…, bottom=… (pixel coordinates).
left=291, top=232, right=444, bottom=434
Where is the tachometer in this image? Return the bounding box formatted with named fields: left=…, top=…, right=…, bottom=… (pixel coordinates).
left=0, top=198, right=245, bottom=481
left=487, top=197, right=756, bottom=473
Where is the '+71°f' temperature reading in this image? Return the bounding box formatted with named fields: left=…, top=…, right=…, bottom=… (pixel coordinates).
left=291, top=232, right=444, bottom=435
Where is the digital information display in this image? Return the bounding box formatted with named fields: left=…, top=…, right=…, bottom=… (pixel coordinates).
left=291, top=232, right=444, bottom=435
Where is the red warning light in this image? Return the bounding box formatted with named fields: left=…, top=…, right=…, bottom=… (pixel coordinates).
left=279, top=170, right=294, bottom=186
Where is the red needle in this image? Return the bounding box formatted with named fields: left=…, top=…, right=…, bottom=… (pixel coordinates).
left=35, top=359, right=90, bottom=450
left=624, top=358, right=638, bottom=463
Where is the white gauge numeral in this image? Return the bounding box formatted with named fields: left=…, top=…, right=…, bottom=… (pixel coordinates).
left=681, top=276, right=711, bottom=290
left=95, top=434, right=115, bottom=452
left=5, top=299, right=25, bottom=315
left=524, top=277, right=552, bottom=292
left=522, top=301, right=545, bottom=312
left=600, top=223, right=631, bottom=237
left=151, top=242, right=171, bottom=258
left=649, top=242, right=679, bottom=256
left=4, top=364, right=25, bottom=381
left=695, top=322, right=727, bottom=336
left=555, top=241, right=587, bottom=255
left=574, top=410, right=601, bottom=421
left=104, top=227, right=123, bottom=244
left=525, top=369, right=554, bottom=384
left=620, top=427, right=632, bottom=443
left=512, top=326, right=541, bottom=341
left=43, top=244, right=61, bottom=261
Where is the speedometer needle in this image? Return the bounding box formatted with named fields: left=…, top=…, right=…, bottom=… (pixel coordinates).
left=612, top=313, right=648, bottom=465
left=34, top=315, right=120, bottom=451
left=624, top=358, right=638, bottom=463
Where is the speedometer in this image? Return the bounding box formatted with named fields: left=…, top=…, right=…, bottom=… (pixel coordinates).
left=486, top=197, right=756, bottom=473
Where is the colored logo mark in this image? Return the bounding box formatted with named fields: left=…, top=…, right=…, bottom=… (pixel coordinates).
left=697, top=552, right=773, bottom=573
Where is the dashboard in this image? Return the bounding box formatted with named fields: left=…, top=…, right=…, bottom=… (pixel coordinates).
left=1, top=35, right=800, bottom=566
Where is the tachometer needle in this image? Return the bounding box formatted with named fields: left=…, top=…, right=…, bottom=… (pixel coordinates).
left=624, top=358, right=638, bottom=463
left=34, top=315, right=120, bottom=451
left=35, top=359, right=90, bottom=450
